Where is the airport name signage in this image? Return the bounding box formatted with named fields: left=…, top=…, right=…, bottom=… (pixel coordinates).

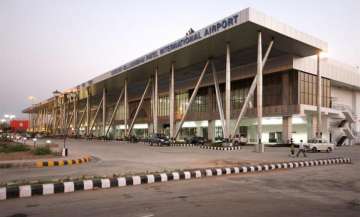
left=111, top=14, right=240, bottom=76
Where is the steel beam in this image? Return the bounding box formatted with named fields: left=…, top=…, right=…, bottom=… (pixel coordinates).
left=105, top=86, right=125, bottom=137
left=169, top=63, right=175, bottom=139
left=225, top=43, right=231, bottom=138
left=89, top=97, right=104, bottom=134
left=127, top=78, right=152, bottom=137
left=231, top=39, right=274, bottom=138
left=174, top=60, right=210, bottom=139
left=211, top=60, right=226, bottom=137
left=76, top=110, right=86, bottom=133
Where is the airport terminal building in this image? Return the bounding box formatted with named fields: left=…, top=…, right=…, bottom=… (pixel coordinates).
left=23, top=8, right=360, bottom=147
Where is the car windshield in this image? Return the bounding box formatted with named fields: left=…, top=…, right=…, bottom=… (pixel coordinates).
left=308, top=138, right=328, bottom=143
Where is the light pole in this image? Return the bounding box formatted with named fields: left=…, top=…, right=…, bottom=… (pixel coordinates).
left=53, top=90, right=77, bottom=157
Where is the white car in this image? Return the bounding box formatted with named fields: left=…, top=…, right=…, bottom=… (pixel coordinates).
left=305, top=139, right=335, bottom=152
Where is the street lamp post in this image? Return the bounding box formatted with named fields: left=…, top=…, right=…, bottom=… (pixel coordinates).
left=53, top=90, right=76, bottom=157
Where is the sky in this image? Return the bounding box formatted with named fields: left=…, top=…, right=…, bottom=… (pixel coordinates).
left=0, top=0, right=359, bottom=118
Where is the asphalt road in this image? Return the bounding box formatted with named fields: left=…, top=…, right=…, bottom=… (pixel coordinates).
left=1, top=158, right=359, bottom=217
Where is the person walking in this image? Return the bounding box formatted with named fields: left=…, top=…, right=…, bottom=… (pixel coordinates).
left=296, top=139, right=307, bottom=157
left=290, top=139, right=295, bottom=157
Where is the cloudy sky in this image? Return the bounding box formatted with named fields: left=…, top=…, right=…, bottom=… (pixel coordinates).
left=0, top=0, right=359, bottom=118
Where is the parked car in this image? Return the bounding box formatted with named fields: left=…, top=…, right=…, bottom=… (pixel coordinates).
left=185, top=136, right=208, bottom=145
left=149, top=133, right=170, bottom=146
left=232, top=134, right=247, bottom=146
left=305, top=138, right=335, bottom=152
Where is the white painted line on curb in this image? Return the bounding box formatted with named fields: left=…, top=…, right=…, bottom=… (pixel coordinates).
left=132, top=176, right=141, bottom=185
left=0, top=187, right=6, bottom=200
left=83, top=180, right=93, bottom=190
left=64, top=182, right=74, bottom=193
left=19, top=185, right=31, bottom=198
left=172, top=172, right=179, bottom=180
left=118, top=177, right=126, bottom=187
left=160, top=173, right=167, bottom=182
left=184, top=171, right=191, bottom=179
left=147, top=175, right=155, bottom=183
left=195, top=170, right=202, bottom=178
left=101, top=179, right=110, bottom=188
left=43, top=184, right=54, bottom=195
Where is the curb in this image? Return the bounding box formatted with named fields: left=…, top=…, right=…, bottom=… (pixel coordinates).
left=0, top=157, right=351, bottom=201
left=161, top=143, right=241, bottom=151
left=35, top=156, right=92, bottom=168
left=0, top=156, right=92, bottom=169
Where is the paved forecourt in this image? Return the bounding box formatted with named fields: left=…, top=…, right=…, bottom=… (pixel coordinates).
left=0, top=139, right=358, bottom=185
left=0, top=156, right=351, bottom=200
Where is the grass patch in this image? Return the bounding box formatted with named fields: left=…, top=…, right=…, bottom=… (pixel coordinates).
left=0, top=143, right=30, bottom=153
left=32, top=146, right=52, bottom=155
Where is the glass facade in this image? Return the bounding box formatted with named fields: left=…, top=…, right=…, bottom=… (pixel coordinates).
left=158, top=95, right=169, bottom=117
left=299, top=72, right=331, bottom=107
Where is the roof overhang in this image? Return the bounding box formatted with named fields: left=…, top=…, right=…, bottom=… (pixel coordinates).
left=24, top=8, right=328, bottom=112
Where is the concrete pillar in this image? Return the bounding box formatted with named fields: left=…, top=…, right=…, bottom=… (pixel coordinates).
left=225, top=43, right=231, bottom=139
left=86, top=88, right=91, bottom=135
left=282, top=116, right=292, bottom=144
left=154, top=67, right=158, bottom=134
left=321, top=115, right=329, bottom=142
left=196, top=126, right=203, bottom=137
left=169, top=63, right=175, bottom=139
left=307, top=113, right=317, bottom=140
left=316, top=52, right=322, bottom=138
left=256, top=31, right=264, bottom=152
left=73, top=95, right=77, bottom=134
left=102, top=88, right=106, bottom=136
left=208, top=120, right=215, bottom=142
left=124, top=79, right=128, bottom=136
left=63, top=94, right=67, bottom=135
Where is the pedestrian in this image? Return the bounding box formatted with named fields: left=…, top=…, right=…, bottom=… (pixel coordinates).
left=290, top=139, right=295, bottom=157
left=296, top=139, right=307, bottom=157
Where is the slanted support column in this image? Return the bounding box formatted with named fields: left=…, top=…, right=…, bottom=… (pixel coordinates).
left=105, top=86, right=125, bottom=137
left=169, top=63, right=175, bottom=139
left=225, top=43, right=231, bottom=139
left=316, top=52, right=322, bottom=139
left=124, top=79, right=128, bottom=137
left=231, top=39, right=273, bottom=139
left=153, top=67, right=158, bottom=134
left=127, top=78, right=151, bottom=136
left=211, top=61, right=226, bottom=137
left=102, top=88, right=106, bottom=136
left=256, top=31, right=264, bottom=153
left=174, top=60, right=209, bottom=139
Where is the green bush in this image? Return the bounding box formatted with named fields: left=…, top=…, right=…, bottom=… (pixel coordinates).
left=0, top=143, right=30, bottom=153
left=32, top=146, right=52, bottom=155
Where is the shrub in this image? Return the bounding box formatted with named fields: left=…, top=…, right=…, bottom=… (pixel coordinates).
left=32, top=146, right=52, bottom=155
left=0, top=143, right=30, bottom=153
